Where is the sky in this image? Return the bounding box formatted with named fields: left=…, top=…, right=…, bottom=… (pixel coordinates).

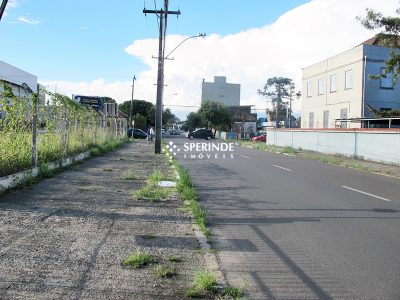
left=0, top=0, right=398, bottom=120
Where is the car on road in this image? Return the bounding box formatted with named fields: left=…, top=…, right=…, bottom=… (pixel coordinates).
left=188, top=128, right=213, bottom=140
left=127, top=128, right=147, bottom=139
left=169, top=129, right=180, bottom=135
left=252, top=134, right=267, bottom=142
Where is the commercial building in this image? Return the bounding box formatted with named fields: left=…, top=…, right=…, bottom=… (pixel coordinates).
left=201, top=76, right=240, bottom=107
left=0, top=60, right=37, bottom=96
left=301, top=37, right=400, bottom=128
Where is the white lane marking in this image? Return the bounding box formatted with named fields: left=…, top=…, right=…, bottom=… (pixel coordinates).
left=273, top=165, right=293, bottom=172
left=341, top=186, right=392, bottom=202
left=239, top=154, right=250, bottom=159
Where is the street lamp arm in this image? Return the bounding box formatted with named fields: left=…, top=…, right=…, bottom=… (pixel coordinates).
left=164, top=33, right=206, bottom=59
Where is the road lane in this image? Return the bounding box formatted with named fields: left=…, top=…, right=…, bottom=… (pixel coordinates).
left=169, top=136, right=400, bottom=299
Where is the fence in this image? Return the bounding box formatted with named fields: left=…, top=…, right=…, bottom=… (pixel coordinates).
left=0, top=85, right=127, bottom=178
left=266, top=128, right=400, bottom=165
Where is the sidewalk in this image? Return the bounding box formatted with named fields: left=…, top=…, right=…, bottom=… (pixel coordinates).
left=0, top=141, right=207, bottom=299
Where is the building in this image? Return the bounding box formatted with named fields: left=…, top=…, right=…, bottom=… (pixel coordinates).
left=301, top=36, right=400, bottom=128
left=201, top=76, right=240, bottom=106
left=0, top=60, right=37, bottom=97
left=228, top=105, right=257, bottom=136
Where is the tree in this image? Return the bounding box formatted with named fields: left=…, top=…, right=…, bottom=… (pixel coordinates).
left=162, top=107, right=178, bottom=127
left=118, top=99, right=154, bottom=125
left=183, top=112, right=202, bottom=131
left=258, top=77, right=295, bottom=128
left=358, top=7, right=400, bottom=81
left=198, top=101, right=231, bottom=136
left=132, top=113, right=147, bottom=130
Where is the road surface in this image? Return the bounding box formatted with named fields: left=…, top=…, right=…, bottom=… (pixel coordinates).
left=169, top=135, right=400, bottom=300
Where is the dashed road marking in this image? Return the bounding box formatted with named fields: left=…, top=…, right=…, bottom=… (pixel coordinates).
left=341, top=186, right=392, bottom=202
left=273, top=165, right=293, bottom=172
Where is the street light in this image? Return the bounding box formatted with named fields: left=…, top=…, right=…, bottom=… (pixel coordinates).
left=154, top=32, right=206, bottom=154
left=164, top=33, right=206, bottom=60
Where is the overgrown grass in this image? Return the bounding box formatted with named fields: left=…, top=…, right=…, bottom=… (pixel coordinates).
left=39, top=163, right=54, bottom=178
left=120, top=172, right=138, bottom=180
left=133, top=185, right=170, bottom=202
left=185, top=270, right=217, bottom=297
left=122, top=251, right=154, bottom=269
left=173, top=163, right=210, bottom=238
left=221, top=286, right=245, bottom=299
left=153, top=265, right=177, bottom=278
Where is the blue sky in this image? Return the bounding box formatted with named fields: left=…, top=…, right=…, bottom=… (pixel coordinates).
left=0, top=0, right=396, bottom=119
left=0, top=0, right=310, bottom=82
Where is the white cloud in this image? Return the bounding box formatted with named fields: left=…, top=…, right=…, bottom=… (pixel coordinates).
left=47, top=0, right=399, bottom=120
left=17, top=16, right=40, bottom=25
left=3, top=0, right=17, bottom=17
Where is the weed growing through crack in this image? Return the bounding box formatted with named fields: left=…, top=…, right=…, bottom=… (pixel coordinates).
left=133, top=185, right=170, bottom=202
left=122, top=251, right=154, bottom=269
left=185, top=270, right=217, bottom=297
left=102, top=168, right=113, bottom=172
left=121, top=172, right=138, bottom=180
left=39, top=163, right=54, bottom=178
left=153, top=265, right=177, bottom=278
left=221, top=286, right=245, bottom=299
left=167, top=254, right=181, bottom=262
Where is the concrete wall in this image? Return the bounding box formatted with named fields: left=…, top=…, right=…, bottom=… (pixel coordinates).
left=266, top=129, right=400, bottom=165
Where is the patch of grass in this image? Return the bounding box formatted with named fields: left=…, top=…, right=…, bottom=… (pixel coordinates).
left=120, top=172, right=138, bottom=180
left=185, top=270, right=218, bottom=297
left=39, top=163, right=54, bottom=178
left=282, top=146, right=296, bottom=154
left=167, top=254, right=181, bottom=262
left=90, top=147, right=101, bottom=157
left=118, top=157, right=125, bottom=161
left=122, top=251, right=154, bottom=269
left=133, top=185, right=170, bottom=202
left=221, top=286, right=245, bottom=299
left=102, top=168, right=113, bottom=172
left=148, top=169, right=165, bottom=184
left=153, top=265, right=177, bottom=278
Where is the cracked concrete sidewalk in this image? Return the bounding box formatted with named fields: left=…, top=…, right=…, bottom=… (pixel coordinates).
left=0, top=141, right=209, bottom=299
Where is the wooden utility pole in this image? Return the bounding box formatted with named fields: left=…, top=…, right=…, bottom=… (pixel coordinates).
left=129, top=75, right=136, bottom=129
left=143, top=0, right=180, bottom=154
left=0, top=0, right=8, bottom=22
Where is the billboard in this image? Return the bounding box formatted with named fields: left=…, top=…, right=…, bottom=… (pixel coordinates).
left=73, top=95, right=103, bottom=111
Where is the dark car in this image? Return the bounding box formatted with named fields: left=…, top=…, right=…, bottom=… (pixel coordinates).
left=127, top=128, right=147, bottom=139
left=188, top=129, right=213, bottom=140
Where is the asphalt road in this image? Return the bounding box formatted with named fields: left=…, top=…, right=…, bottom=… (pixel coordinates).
left=169, top=135, right=400, bottom=300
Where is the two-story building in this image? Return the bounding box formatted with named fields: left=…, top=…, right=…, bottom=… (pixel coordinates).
left=301, top=37, right=400, bottom=128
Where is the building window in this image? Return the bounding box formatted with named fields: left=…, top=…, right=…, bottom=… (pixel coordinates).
left=380, top=68, right=393, bottom=89
left=323, top=110, right=329, bottom=128
left=318, top=79, right=324, bottom=95
left=345, top=70, right=353, bottom=90
left=330, top=74, right=337, bottom=93
left=309, top=112, right=314, bottom=128
left=307, top=81, right=313, bottom=97
left=340, top=108, right=348, bottom=128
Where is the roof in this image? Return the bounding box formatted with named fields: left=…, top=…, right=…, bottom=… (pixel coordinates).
left=359, top=34, right=400, bottom=47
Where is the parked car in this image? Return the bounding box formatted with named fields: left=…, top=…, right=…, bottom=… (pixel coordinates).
left=252, top=134, right=267, bottom=142
left=127, top=128, right=147, bottom=139
left=169, top=129, right=180, bottom=135
left=188, top=129, right=213, bottom=140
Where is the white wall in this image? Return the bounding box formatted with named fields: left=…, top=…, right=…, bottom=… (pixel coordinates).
left=266, top=129, right=400, bottom=165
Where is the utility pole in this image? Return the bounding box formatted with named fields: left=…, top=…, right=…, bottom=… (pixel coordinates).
left=129, top=75, right=136, bottom=129
left=0, top=0, right=9, bottom=22
left=143, top=0, right=180, bottom=154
